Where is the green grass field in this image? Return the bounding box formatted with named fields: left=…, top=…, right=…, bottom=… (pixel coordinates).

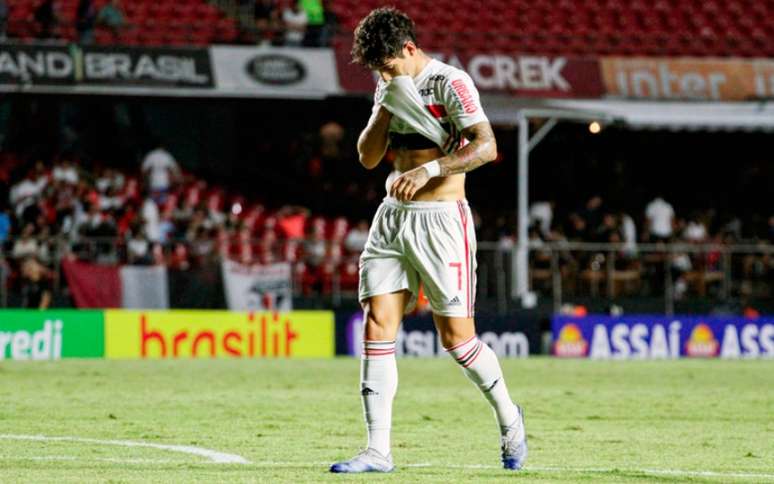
left=0, top=358, right=772, bottom=483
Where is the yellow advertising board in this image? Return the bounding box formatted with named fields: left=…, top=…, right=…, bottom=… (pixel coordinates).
left=105, top=310, right=334, bottom=359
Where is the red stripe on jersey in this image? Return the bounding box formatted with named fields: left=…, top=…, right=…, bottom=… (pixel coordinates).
left=426, top=104, right=447, bottom=118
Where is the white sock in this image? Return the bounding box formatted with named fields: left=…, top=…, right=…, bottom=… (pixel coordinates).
left=446, top=336, right=519, bottom=432
left=361, top=340, right=397, bottom=456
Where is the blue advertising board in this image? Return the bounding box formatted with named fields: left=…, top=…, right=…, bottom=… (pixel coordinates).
left=336, top=310, right=541, bottom=357
left=552, top=315, right=774, bottom=359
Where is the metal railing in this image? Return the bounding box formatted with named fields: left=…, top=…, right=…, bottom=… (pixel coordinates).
left=1, top=236, right=772, bottom=313
left=514, top=241, right=773, bottom=315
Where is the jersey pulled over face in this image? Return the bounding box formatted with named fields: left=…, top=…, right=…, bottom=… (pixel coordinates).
left=375, top=58, right=489, bottom=153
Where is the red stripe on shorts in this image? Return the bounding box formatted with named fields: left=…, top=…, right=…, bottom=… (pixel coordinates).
left=457, top=201, right=471, bottom=317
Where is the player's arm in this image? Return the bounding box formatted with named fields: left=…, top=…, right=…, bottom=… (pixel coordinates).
left=388, top=122, right=496, bottom=201
left=390, top=72, right=496, bottom=201
left=435, top=121, right=497, bottom=176
left=357, top=106, right=392, bottom=170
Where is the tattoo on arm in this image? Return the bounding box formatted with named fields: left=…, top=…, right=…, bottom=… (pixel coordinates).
left=437, top=122, right=497, bottom=176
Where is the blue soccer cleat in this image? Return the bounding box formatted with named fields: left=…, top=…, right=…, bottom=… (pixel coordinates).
left=501, top=405, right=528, bottom=470
left=330, top=448, right=395, bottom=473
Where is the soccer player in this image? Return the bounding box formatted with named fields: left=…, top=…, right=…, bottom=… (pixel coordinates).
left=330, top=7, right=527, bottom=474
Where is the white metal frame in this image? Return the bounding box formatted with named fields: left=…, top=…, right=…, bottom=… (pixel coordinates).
left=514, top=108, right=619, bottom=303
left=513, top=101, right=774, bottom=304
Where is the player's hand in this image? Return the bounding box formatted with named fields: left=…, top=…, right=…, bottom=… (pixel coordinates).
left=389, top=166, right=431, bottom=202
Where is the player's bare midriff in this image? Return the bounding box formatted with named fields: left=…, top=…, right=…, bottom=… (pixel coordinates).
left=393, top=146, right=466, bottom=202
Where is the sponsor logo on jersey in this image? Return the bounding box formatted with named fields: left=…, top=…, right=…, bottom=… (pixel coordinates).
left=554, top=323, right=588, bottom=357
left=451, top=78, right=478, bottom=113
left=685, top=323, right=719, bottom=357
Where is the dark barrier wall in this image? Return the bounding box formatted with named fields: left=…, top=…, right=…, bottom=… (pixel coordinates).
left=335, top=310, right=542, bottom=357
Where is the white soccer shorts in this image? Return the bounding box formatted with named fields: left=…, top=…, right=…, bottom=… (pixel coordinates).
left=358, top=197, right=477, bottom=317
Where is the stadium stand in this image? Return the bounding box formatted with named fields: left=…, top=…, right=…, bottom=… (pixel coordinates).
left=3, top=140, right=771, bottom=307
left=7, top=0, right=239, bottom=46
left=5, top=0, right=774, bottom=55
left=2, top=150, right=363, bottom=298
left=329, top=0, right=774, bottom=57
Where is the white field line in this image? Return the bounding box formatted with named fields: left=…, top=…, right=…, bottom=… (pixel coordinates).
left=0, top=434, right=250, bottom=464
left=2, top=436, right=772, bottom=481
left=244, top=461, right=774, bottom=481
left=0, top=455, right=175, bottom=465
left=405, top=463, right=774, bottom=480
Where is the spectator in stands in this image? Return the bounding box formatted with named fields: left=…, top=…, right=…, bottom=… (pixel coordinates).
left=344, top=220, right=369, bottom=253
left=319, top=0, right=337, bottom=47
left=95, top=167, right=123, bottom=194
left=529, top=201, right=554, bottom=238
left=10, top=172, right=44, bottom=218
left=683, top=212, right=708, bottom=242
left=96, top=0, right=125, bottom=37
left=594, top=212, right=618, bottom=243
left=298, top=0, right=325, bottom=46
left=141, top=194, right=161, bottom=243
left=75, top=202, right=100, bottom=235
left=190, top=227, right=215, bottom=266
left=35, top=0, right=56, bottom=39
left=127, top=225, right=152, bottom=265
left=20, top=257, right=52, bottom=309
left=319, top=121, right=345, bottom=160
left=0, top=1, right=8, bottom=40
left=76, top=0, right=97, bottom=44
left=581, top=195, right=604, bottom=235
left=240, top=228, right=261, bottom=263
left=254, top=0, right=279, bottom=45
left=645, top=194, right=675, bottom=242
left=565, top=212, right=587, bottom=242
left=98, top=186, right=123, bottom=212
left=142, top=140, right=180, bottom=202
left=158, top=213, right=176, bottom=244
left=81, top=207, right=118, bottom=262
left=282, top=3, right=308, bottom=47
left=36, top=225, right=52, bottom=265
left=619, top=211, right=638, bottom=257
left=33, top=160, right=49, bottom=187
left=277, top=206, right=309, bottom=239
left=0, top=205, right=10, bottom=244
left=52, top=157, right=79, bottom=185
left=671, top=251, right=692, bottom=300
left=304, top=225, right=326, bottom=268
left=12, top=224, right=39, bottom=261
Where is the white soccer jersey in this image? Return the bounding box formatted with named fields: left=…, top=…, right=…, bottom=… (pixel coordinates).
left=358, top=59, right=489, bottom=317
left=374, top=58, right=489, bottom=152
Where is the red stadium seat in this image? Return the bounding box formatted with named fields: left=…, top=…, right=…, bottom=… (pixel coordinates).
left=330, top=0, right=774, bottom=57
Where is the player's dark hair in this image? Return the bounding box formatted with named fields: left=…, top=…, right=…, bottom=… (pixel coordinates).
left=351, top=7, right=418, bottom=70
